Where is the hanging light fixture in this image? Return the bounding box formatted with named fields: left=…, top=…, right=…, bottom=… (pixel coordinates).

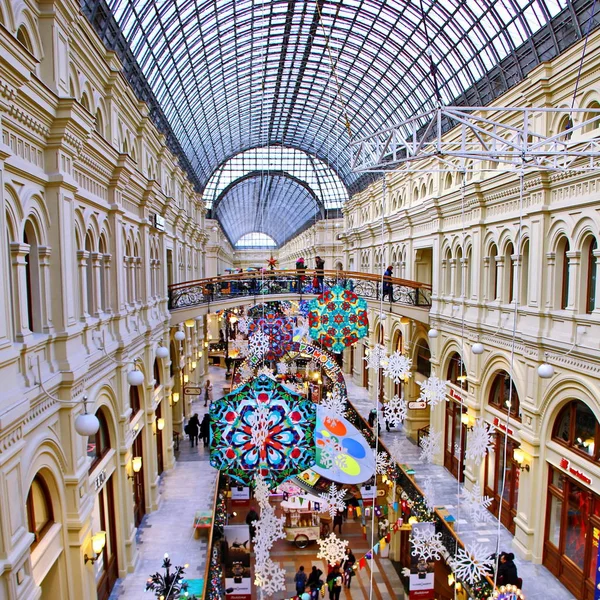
left=156, top=346, right=169, bottom=359
left=74, top=396, right=100, bottom=437
left=174, top=330, right=186, bottom=342
left=428, top=328, right=439, bottom=338
left=472, top=342, right=484, bottom=355
left=184, top=319, right=195, bottom=328
left=127, top=368, right=144, bottom=386
left=538, top=362, right=554, bottom=379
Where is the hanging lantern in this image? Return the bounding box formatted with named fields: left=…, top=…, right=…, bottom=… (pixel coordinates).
left=174, top=330, right=185, bottom=342
left=428, top=328, right=439, bottom=338
left=184, top=319, right=195, bottom=328
left=538, top=363, right=554, bottom=379
left=127, top=370, right=144, bottom=386
left=472, top=342, right=484, bottom=355
left=156, top=346, right=169, bottom=359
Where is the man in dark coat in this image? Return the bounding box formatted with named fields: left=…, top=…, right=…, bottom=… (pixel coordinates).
left=315, top=256, right=325, bottom=292
left=497, top=552, right=519, bottom=586
left=187, top=413, right=200, bottom=447
left=382, top=265, right=394, bottom=302
left=200, top=414, right=210, bottom=448
left=246, top=506, right=259, bottom=542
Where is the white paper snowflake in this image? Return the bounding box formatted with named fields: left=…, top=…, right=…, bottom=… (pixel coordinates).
left=419, top=430, right=442, bottom=464
left=450, top=543, right=494, bottom=586
left=454, top=442, right=462, bottom=461
left=237, top=317, right=249, bottom=334
left=253, top=473, right=271, bottom=507
left=257, top=366, right=275, bottom=379
left=239, top=362, right=254, bottom=380
left=254, top=508, right=285, bottom=549
left=254, top=558, right=286, bottom=597
left=411, top=527, right=445, bottom=561
left=231, top=338, right=249, bottom=358
left=319, top=483, right=346, bottom=519
left=288, top=362, right=298, bottom=375
left=250, top=404, right=271, bottom=450
left=364, top=344, right=388, bottom=371
left=383, top=394, right=408, bottom=426
left=307, top=360, right=318, bottom=372
left=422, top=477, right=436, bottom=513
left=465, top=419, right=494, bottom=464
left=375, top=451, right=390, bottom=475
left=321, top=388, right=347, bottom=417
left=248, top=330, right=270, bottom=359
left=383, top=351, right=413, bottom=383
left=417, top=375, right=449, bottom=407
left=276, top=362, right=288, bottom=375
left=388, top=437, right=404, bottom=465
left=316, top=533, right=349, bottom=566
left=459, top=485, right=492, bottom=523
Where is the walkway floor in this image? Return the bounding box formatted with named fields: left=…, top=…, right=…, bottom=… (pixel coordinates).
left=344, top=376, right=575, bottom=600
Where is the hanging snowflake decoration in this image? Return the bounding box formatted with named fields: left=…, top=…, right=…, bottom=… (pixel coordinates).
left=383, top=395, right=408, bottom=427
left=239, top=362, right=254, bottom=380
left=364, top=344, right=388, bottom=371
left=419, top=430, right=442, bottom=464
left=254, top=558, right=286, bottom=597
left=411, top=527, right=444, bottom=561
left=422, top=477, right=436, bottom=513
left=288, top=362, right=298, bottom=376
left=389, top=437, right=403, bottom=465
left=231, top=338, right=249, bottom=358
left=253, top=474, right=270, bottom=509
left=319, top=483, right=347, bottom=519
left=459, top=485, right=493, bottom=523
left=417, top=375, right=449, bottom=407
left=375, top=451, right=390, bottom=475
left=450, top=543, right=494, bottom=586
left=321, top=388, right=348, bottom=418
left=383, top=351, right=412, bottom=383
left=254, top=509, right=285, bottom=549
left=248, top=330, right=270, bottom=359
left=454, top=442, right=462, bottom=462
left=257, top=366, right=275, bottom=380
left=465, top=419, right=494, bottom=464
left=237, top=317, right=249, bottom=334
left=316, top=533, right=349, bottom=566
left=276, top=362, right=288, bottom=375
left=307, top=360, right=318, bottom=372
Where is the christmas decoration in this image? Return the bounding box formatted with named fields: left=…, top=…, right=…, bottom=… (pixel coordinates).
left=239, top=363, right=254, bottom=380
left=248, top=329, right=270, bottom=359
left=364, top=344, right=388, bottom=371
left=383, top=351, right=412, bottom=383
left=419, top=430, right=442, bottom=464
left=316, top=533, right=349, bottom=566
left=276, top=362, right=288, bottom=375
left=145, top=553, right=191, bottom=599
left=459, top=484, right=492, bottom=523
left=321, top=387, right=348, bottom=419
left=319, top=482, right=346, bottom=518
left=231, top=338, right=249, bottom=358
left=210, top=375, right=316, bottom=487
left=253, top=473, right=271, bottom=509
left=206, top=545, right=224, bottom=600
left=257, top=365, right=276, bottom=379
left=254, top=557, right=286, bottom=597
left=421, top=477, right=436, bottom=513
left=307, top=285, right=369, bottom=353
left=237, top=317, right=249, bottom=334
left=383, top=395, right=408, bottom=427
left=375, top=451, right=390, bottom=475
left=267, top=256, right=278, bottom=269
left=288, top=362, right=298, bottom=375
left=417, top=375, right=449, bottom=407
left=388, top=437, right=404, bottom=465
left=450, top=543, right=494, bottom=586
left=410, top=526, right=445, bottom=561
left=248, top=310, right=294, bottom=360
left=487, top=584, right=525, bottom=599
left=465, top=419, right=494, bottom=464
left=254, top=508, right=285, bottom=554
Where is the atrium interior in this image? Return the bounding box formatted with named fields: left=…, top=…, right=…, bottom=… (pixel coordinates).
left=1, top=1, right=600, bottom=600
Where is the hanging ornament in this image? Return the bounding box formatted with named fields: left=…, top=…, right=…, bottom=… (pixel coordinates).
left=316, top=533, right=349, bottom=566
left=419, top=430, right=442, bottom=464
left=410, top=526, right=444, bottom=561
left=364, top=344, right=388, bottom=371
left=383, top=394, right=408, bottom=427
left=319, top=483, right=346, bottom=519
left=450, top=543, right=494, bottom=586
left=459, top=483, right=493, bottom=523
left=465, top=419, right=494, bottom=464
left=416, top=375, right=449, bottom=407
left=383, top=351, right=412, bottom=383
left=248, top=330, right=270, bottom=359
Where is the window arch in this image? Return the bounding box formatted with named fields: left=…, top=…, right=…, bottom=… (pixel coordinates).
left=23, top=220, right=41, bottom=333
left=504, top=242, right=515, bottom=303
left=488, top=243, right=499, bottom=301
left=153, top=358, right=160, bottom=389
left=16, top=26, right=33, bottom=53
left=559, top=115, right=573, bottom=141
left=446, top=352, right=466, bottom=385
left=584, top=101, right=600, bottom=132
left=88, top=410, right=111, bottom=470
left=80, top=92, right=90, bottom=112
left=552, top=399, right=599, bottom=461
left=95, top=109, right=104, bottom=136
left=415, top=339, right=431, bottom=377
left=26, top=474, right=54, bottom=548
left=444, top=172, right=453, bottom=191
left=520, top=240, right=530, bottom=305
left=85, top=232, right=94, bottom=316
left=584, top=236, right=598, bottom=314
left=556, top=236, right=570, bottom=309
left=488, top=370, right=520, bottom=421
left=130, top=385, right=141, bottom=419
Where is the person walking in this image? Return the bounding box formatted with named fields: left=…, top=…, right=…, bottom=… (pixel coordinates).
left=204, top=379, right=213, bottom=407
left=326, top=565, right=342, bottom=600
left=294, top=566, right=308, bottom=596
left=332, top=510, right=343, bottom=534
left=382, top=265, right=394, bottom=302
left=342, top=548, right=356, bottom=588
left=187, top=413, right=200, bottom=447
left=308, top=568, right=323, bottom=600
left=315, top=256, right=325, bottom=292
left=296, top=257, right=306, bottom=292
left=200, top=413, right=210, bottom=448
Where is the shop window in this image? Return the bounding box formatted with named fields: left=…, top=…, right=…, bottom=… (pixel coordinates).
left=130, top=385, right=141, bottom=419
left=153, top=358, right=160, bottom=389
left=488, top=370, right=520, bottom=421
left=552, top=400, right=599, bottom=462
left=88, top=411, right=111, bottom=470
left=584, top=101, right=600, bottom=132
left=26, top=475, right=54, bottom=548
left=446, top=352, right=466, bottom=385
left=415, top=340, right=431, bottom=377
left=16, top=26, right=33, bottom=53
left=586, top=237, right=597, bottom=314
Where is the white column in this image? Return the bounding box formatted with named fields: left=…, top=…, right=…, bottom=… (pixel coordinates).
left=38, top=246, right=53, bottom=333
left=9, top=242, right=32, bottom=341
left=76, top=249, right=89, bottom=320
left=565, top=250, right=580, bottom=311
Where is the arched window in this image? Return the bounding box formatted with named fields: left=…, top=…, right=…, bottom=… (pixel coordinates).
left=444, top=172, right=453, bottom=191
left=585, top=237, right=598, bottom=314
left=88, top=411, right=111, bottom=469
left=95, top=109, right=104, bottom=136
left=26, top=475, right=54, bottom=548
left=505, top=242, right=515, bottom=303
left=153, top=358, right=160, bottom=389
left=85, top=232, right=94, bottom=316
left=520, top=240, right=530, bottom=305
left=559, top=115, right=573, bottom=141
left=488, top=244, right=499, bottom=301
left=488, top=371, right=520, bottom=421
left=444, top=248, right=452, bottom=295
left=552, top=400, right=599, bottom=461
left=169, top=342, right=176, bottom=378
left=556, top=237, right=570, bottom=309
left=16, top=26, right=33, bottom=52
left=455, top=247, right=463, bottom=297
left=415, top=339, right=431, bottom=377
left=130, top=385, right=141, bottom=419
left=23, top=220, right=41, bottom=332
left=80, top=93, right=90, bottom=112
left=446, top=352, right=466, bottom=385
left=584, top=101, right=600, bottom=132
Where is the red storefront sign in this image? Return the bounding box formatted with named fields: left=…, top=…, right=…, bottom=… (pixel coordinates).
left=559, top=457, right=593, bottom=486
left=493, top=417, right=514, bottom=437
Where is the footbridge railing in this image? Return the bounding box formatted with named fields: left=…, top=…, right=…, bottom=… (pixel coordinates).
left=168, top=269, right=432, bottom=312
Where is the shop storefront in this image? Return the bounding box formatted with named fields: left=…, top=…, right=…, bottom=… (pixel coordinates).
left=444, top=390, right=466, bottom=482
left=132, top=432, right=146, bottom=529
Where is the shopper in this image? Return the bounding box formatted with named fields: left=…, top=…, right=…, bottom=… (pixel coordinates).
left=315, top=256, right=325, bottom=292
left=382, top=265, right=394, bottom=302
left=294, top=566, right=308, bottom=596
left=333, top=510, right=343, bottom=534
left=326, top=565, right=342, bottom=600
left=342, top=548, right=356, bottom=588
left=187, top=413, right=200, bottom=447
left=497, top=552, right=519, bottom=586
left=200, top=413, right=210, bottom=447
left=246, top=506, right=259, bottom=542
left=296, top=257, right=306, bottom=292
left=308, top=568, right=324, bottom=600
left=204, top=379, right=213, bottom=407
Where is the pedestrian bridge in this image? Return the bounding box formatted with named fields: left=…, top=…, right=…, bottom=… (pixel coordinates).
left=168, top=269, right=432, bottom=326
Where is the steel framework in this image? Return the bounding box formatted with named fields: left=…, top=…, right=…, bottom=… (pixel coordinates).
left=351, top=106, right=600, bottom=173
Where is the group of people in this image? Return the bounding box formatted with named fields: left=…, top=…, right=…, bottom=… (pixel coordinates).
left=294, top=548, right=356, bottom=600
left=295, top=256, right=325, bottom=292
left=184, top=379, right=214, bottom=448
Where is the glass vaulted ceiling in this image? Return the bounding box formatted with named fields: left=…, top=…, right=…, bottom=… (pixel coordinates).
left=100, top=0, right=573, bottom=243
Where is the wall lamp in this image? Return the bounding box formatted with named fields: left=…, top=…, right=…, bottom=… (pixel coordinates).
left=84, top=531, right=106, bottom=564
left=154, top=418, right=165, bottom=435
left=513, top=448, right=530, bottom=472
left=460, top=412, right=475, bottom=432
left=128, top=456, right=143, bottom=480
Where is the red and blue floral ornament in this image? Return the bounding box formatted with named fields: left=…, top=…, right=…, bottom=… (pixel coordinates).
left=209, top=374, right=316, bottom=488
left=307, top=285, right=369, bottom=353
left=248, top=310, right=294, bottom=360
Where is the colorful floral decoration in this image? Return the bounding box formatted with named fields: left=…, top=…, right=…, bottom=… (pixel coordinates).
left=248, top=309, right=294, bottom=360
left=209, top=374, right=316, bottom=488
left=307, top=285, right=369, bottom=353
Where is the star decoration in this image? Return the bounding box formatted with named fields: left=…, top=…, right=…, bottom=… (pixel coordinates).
left=450, top=543, right=494, bottom=586
left=319, top=483, right=346, bottom=519
left=417, top=375, right=449, bottom=407
left=383, top=351, right=412, bottom=383
left=411, top=526, right=445, bottom=561
left=383, top=394, right=408, bottom=426
left=316, top=533, right=349, bottom=566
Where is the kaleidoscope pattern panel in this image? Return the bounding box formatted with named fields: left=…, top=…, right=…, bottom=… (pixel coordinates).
left=209, top=375, right=316, bottom=488
left=248, top=310, right=294, bottom=360
left=307, top=285, right=369, bottom=353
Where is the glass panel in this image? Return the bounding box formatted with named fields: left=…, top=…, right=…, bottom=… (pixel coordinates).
left=552, top=469, right=566, bottom=491
left=453, top=408, right=462, bottom=459
left=553, top=405, right=571, bottom=443
left=87, top=433, right=97, bottom=460
left=547, top=493, right=562, bottom=547
left=564, top=482, right=589, bottom=570
left=589, top=526, right=600, bottom=580
left=574, top=402, right=596, bottom=456
left=31, top=480, right=50, bottom=533
left=446, top=410, right=453, bottom=452
left=91, top=495, right=105, bottom=579
left=486, top=440, right=496, bottom=490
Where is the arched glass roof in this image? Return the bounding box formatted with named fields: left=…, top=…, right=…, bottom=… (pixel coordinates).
left=214, top=173, right=321, bottom=247
left=236, top=232, right=278, bottom=249
left=204, top=146, right=347, bottom=210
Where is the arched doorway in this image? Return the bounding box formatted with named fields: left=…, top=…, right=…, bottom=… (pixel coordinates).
left=444, top=352, right=467, bottom=482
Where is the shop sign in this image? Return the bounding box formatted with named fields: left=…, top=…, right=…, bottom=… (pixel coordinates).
left=448, top=387, right=465, bottom=402
left=559, top=457, right=593, bottom=486
left=231, top=486, right=250, bottom=505
left=408, top=401, right=427, bottom=410
left=93, top=469, right=107, bottom=492
left=493, top=417, right=514, bottom=437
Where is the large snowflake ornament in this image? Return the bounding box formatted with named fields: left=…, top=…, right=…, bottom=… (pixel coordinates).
left=417, top=375, right=449, bottom=407
left=248, top=330, right=270, bottom=359
left=321, top=388, right=347, bottom=418
left=364, top=344, right=388, bottom=371
left=375, top=451, right=390, bottom=475
left=319, top=483, right=346, bottom=519
left=450, top=543, right=494, bottom=586
left=383, top=351, right=412, bottom=383
left=419, top=430, right=442, bottom=464
left=253, top=474, right=270, bottom=509
left=459, top=485, right=492, bottom=523
left=422, top=477, right=436, bottom=513
left=307, top=360, right=318, bottom=372
left=383, top=395, right=408, bottom=426
left=288, top=362, right=298, bottom=376
left=254, top=558, right=286, bottom=597
left=276, top=362, right=288, bottom=375
left=237, top=317, right=249, bottom=334
left=239, top=363, right=254, bottom=380
left=465, top=419, right=494, bottom=464
left=254, top=509, right=285, bottom=549
left=411, top=527, right=445, bottom=561
left=316, top=533, right=349, bottom=566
